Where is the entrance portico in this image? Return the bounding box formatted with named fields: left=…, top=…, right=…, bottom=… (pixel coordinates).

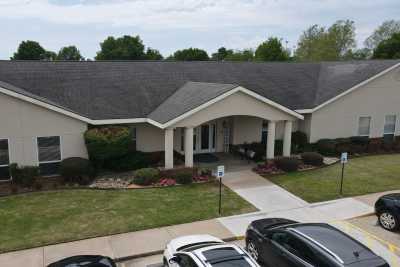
left=162, top=87, right=302, bottom=169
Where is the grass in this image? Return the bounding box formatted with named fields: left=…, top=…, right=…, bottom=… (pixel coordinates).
left=268, top=154, right=400, bottom=203
left=0, top=182, right=256, bottom=253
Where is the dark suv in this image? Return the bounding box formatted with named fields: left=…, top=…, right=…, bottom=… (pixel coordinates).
left=375, top=193, right=400, bottom=231
left=245, top=218, right=389, bottom=267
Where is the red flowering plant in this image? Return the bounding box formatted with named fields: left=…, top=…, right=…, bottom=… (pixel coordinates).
left=154, top=178, right=176, bottom=187
left=253, top=161, right=283, bottom=175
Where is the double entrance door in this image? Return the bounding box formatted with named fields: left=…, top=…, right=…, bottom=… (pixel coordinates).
left=193, top=123, right=217, bottom=154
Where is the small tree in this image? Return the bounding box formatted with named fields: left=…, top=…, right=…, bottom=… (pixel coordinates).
left=57, top=46, right=84, bottom=61
left=171, top=48, right=209, bottom=61
left=212, top=47, right=233, bottom=61
left=145, top=48, right=163, bottom=60
left=255, top=37, right=289, bottom=61
left=12, top=40, right=46, bottom=60
left=95, top=35, right=146, bottom=60
left=373, top=33, right=400, bottom=59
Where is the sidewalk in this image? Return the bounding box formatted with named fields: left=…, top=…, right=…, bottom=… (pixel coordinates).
left=0, top=219, right=234, bottom=267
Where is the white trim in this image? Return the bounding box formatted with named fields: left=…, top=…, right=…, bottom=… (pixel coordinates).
left=312, top=62, right=400, bottom=113
left=163, top=86, right=303, bottom=128
left=294, top=109, right=313, bottom=114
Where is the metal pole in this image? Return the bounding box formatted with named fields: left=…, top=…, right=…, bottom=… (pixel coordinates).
left=340, top=163, right=344, bottom=195
left=219, top=177, right=222, bottom=215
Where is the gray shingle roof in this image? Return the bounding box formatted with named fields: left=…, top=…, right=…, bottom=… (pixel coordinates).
left=148, top=82, right=237, bottom=124
left=0, top=60, right=398, bottom=123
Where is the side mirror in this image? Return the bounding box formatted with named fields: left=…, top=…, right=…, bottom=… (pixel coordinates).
left=169, top=256, right=181, bottom=264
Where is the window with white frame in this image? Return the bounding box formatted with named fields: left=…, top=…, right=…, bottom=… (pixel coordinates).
left=37, top=136, right=61, bottom=176
left=358, top=117, right=371, bottom=137
left=261, top=120, right=268, bottom=144
left=0, top=139, right=10, bottom=180
left=130, top=127, right=137, bottom=151
left=384, top=115, right=396, bottom=142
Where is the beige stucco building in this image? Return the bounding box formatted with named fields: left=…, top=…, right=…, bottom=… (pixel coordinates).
left=0, top=60, right=399, bottom=179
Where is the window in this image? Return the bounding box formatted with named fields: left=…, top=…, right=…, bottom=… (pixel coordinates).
left=261, top=120, right=268, bottom=144
left=358, top=116, right=371, bottom=136
left=176, top=254, right=199, bottom=267
left=37, top=136, right=61, bottom=176
left=130, top=127, right=137, bottom=151
left=384, top=115, right=396, bottom=142
left=0, top=139, right=10, bottom=180
left=271, top=232, right=315, bottom=265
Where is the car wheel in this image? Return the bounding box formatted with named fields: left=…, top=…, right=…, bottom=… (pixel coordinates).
left=246, top=240, right=261, bottom=263
left=379, top=211, right=398, bottom=231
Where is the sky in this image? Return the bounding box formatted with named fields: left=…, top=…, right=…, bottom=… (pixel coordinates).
left=0, top=0, right=399, bottom=59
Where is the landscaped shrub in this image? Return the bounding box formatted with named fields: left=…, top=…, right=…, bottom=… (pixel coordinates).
left=394, top=136, right=400, bottom=152
left=160, top=167, right=198, bottom=179
left=316, top=139, right=337, bottom=156
left=10, top=164, right=39, bottom=188
left=105, top=152, right=147, bottom=172
left=60, top=157, right=96, bottom=185
left=367, top=138, right=383, bottom=153
left=334, top=138, right=352, bottom=154
left=84, top=126, right=132, bottom=168
left=349, top=136, right=369, bottom=154
left=301, top=152, right=324, bottom=166
left=292, top=131, right=308, bottom=153
left=174, top=172, right=193, bottom=184
left=274, top=157, right=300, bottom=172
left=133, top=168, right=160, bottom=186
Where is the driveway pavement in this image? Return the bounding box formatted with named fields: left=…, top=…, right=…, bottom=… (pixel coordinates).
left=218, top=169, right=373, bottom=236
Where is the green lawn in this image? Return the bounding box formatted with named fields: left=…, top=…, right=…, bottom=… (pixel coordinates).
left=0, top=182, right=256, bottom=253
left=268, top=154, right=400, bottom=203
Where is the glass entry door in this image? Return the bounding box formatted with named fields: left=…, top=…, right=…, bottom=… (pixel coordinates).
left=194, top=123, right=216, bottom=154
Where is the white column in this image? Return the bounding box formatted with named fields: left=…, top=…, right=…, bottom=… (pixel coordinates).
left=184, top=127, right=194, bottom=167
left=164, top=128, right=174, bottom=169
left=266, top=121, right=276, bottom=159
left=283, top=120, right=293, bottom=157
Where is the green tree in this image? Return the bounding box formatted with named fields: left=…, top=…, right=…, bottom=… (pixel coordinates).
left=295, top=20, right=356, bottom=61
left=145, top=48, right=163, bottom=60
left=373, top=33, right=400, bottom=59
left=57, top=46, right=84, bottom=61
left=343, top=48, right=372, bottom=60
left=255, top=37, right=289, bottom=61
left=171, top=48, right=209, bottom=61
left=365, top=20, right=400, bottom=50
left=95, top=35, right=145, bottom=60
left=11, top=40, right=47, bottom=60
left=212, top=47, right=233, bottom=61
left=225, top=49, right=254, bottom=61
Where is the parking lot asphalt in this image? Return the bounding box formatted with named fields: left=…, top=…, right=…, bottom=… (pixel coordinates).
left=118, top=219, right=400, bottom=267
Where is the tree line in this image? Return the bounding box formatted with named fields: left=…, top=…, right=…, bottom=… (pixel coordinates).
left=10, top=19, right=400, bottom=62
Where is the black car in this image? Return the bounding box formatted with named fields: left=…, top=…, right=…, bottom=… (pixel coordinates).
left=245, top=218, right=389, bottom=267
left=375, top=193, right=400, bottom=231
left=47, top=255, right=116, bottom=267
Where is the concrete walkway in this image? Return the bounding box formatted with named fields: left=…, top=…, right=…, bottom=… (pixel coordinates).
left=218, top=169, right=374, bottom=236
left=0, top=219, right=234, bottom=267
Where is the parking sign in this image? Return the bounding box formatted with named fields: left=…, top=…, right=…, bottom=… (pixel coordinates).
left=341, top=152, right=348, bottom=164
left=217, top=165, right=225, bottom=178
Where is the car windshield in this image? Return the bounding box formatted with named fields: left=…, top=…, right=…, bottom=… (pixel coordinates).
left=179, top=242, right=222, bottom=252
left=202, top=247, right=252, bottom=267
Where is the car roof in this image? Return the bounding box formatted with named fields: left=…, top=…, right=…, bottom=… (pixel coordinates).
left=169, top=235, right=223, bottom=251
left=288, top=224, right=378, bottom=264
left=193, top=244, right=257, bottom=267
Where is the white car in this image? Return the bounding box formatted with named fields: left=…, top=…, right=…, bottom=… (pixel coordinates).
left=163, top=235, right=259, bottom=267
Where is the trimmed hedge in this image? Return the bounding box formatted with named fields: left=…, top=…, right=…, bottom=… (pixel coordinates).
left=316, top=139, right=337, bottom=156
left=133, top=168, right=160, bottom=186
left=10, top=164, right=39, bottom=188
left=105, top=152, right=147, bottom=172
left=84, top=126, right=132, bottom=168
left=301, top=152, right=324, bottom=166
left=160, top=167, right=198, bottom=179
left=274, top=157, right=300, bottom=172
left=175, top=172, right=193, bottom=184
left=60, top=157, right=96, bottom=185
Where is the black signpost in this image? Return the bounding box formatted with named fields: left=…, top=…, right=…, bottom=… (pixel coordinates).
left=217, top=165, right=225, bottom=216
left=339, top=152, right=348, bottom=195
